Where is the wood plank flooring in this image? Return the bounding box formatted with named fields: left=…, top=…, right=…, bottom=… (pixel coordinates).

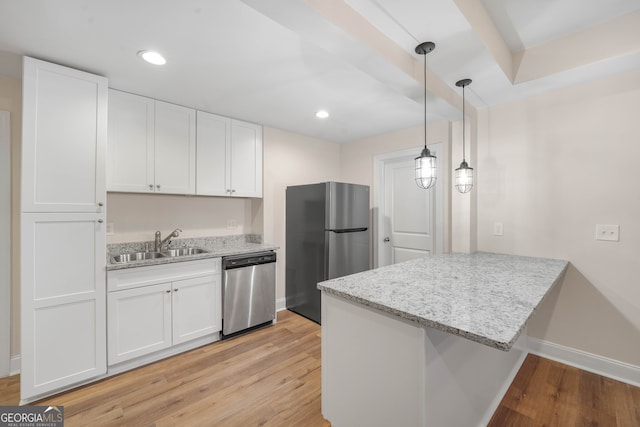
left=488, top=353, right=640, bottom=426
left=1, top=310, right=638, bottom=426
left=1, top=310, right=329, bottom=426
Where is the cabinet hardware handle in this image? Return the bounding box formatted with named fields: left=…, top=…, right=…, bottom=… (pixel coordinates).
left=98, top=202, right=104, bottom=207
left=231, top=189, right=236, bottom=193
left=97, top=219, right=104, bottom=223
left=174, top=288, right=179, bottom=292
left=383, top=237, right=390, bottom=242
left=156, top=184, right=161, bottom=190
left=166, top=290, right=171, bottom=293
left=149, top=184, right=153, bottom=190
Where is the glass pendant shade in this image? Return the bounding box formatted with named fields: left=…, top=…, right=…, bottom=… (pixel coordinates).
left=414, top=41, right=437, bottom=190
left=415, top=147, right=437, bottom=189
left=455, top=160, right=474, bottom=193
left=455, top=78, right=474, bottom=194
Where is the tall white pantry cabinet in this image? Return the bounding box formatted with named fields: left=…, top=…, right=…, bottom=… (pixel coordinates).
left=20, top=57, right=107, bottom=402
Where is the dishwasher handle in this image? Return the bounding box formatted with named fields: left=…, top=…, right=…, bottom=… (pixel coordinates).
left=223, top=251, right=277, bottom=269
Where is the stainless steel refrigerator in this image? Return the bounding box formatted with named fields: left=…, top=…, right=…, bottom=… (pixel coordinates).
left=286, top=182, right=370, bottom=323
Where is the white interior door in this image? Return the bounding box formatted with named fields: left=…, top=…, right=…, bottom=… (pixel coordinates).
left=382, top=157, right=435, bottom=265
left=0, top=111, right=10, bottom=377
left=375, top=145, right=445, bottom=267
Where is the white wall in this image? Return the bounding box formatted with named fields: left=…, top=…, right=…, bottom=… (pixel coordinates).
left=106, top=193, right=257, bottom=243
left=1, top=110, right=10, bottom=376
left=477, top=69, right=640, bottom=367
left=0, top=75, right=21, bottom=360
left=262, top=127, right=341, bottom=302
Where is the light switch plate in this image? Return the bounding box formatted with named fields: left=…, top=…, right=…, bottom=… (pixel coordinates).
left=595, top=224, right=619, bottom=241
left=106, top=222, right=115, bottom=235
left=493, top=222, right=504, bottom=236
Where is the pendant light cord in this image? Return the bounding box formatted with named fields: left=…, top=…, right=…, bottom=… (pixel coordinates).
left=462, top=83, right=466, bottom=162
left=423, top=52, right=427, bottom=150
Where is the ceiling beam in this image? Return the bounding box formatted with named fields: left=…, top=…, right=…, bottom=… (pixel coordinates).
left=305, top=0, right=463, bottom=119
left=452, top=0, right=515, bottom=83
left=513, top=10, right=640, bottom=84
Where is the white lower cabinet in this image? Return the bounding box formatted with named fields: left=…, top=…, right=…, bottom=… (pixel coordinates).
left=172, top=275, right=221, bottom=345
left=107, top=259, right=221, bottom=366
left=107, top=283, right=172, bottom=364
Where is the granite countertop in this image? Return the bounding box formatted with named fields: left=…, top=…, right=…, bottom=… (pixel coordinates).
left=107, top=234, right=278, bottom=271
left=317, top=252, right=568, bottom=351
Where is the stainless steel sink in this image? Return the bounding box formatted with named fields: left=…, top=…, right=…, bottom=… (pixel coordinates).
left=111, top=251, right=166, bottom=263
left=111, top=247, right=209, bottom=264
left=161, top=247, right=208, bottom=257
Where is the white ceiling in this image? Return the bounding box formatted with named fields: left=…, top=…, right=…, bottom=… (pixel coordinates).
left=0, top=0, right=638, bottom=143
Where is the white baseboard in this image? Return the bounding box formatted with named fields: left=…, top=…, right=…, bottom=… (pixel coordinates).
left=10, top=355, right=20, bottom=376
left=528, top=338, right=640, bottom=388
left=276, top=297, right=286, bottom=312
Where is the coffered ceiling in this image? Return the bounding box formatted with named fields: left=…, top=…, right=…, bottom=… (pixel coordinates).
left=0, top=0, right=638, bottom=142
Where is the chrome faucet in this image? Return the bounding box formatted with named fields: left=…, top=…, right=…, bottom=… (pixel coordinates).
left=155, top=228, right=182, bottom=251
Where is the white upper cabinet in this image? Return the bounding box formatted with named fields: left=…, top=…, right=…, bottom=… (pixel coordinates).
left=196, top=111, right=263, bottom=198
left=196, top=111, right=230, bottom=196
left=107, top=90, right=155, bottom=193
left=22, top=57, right=107, bottom=213
left=107, top=90, right=196, bottom=195
left=154, top=101, right=196, bottom=195
left=229, top=120, right=263, bottom=198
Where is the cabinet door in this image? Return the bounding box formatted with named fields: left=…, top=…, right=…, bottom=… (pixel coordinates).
left=154, top=101, right=196, bottom=195
left=172, top=274, right=221, bottom=345
left=107, top=90, right=155, bottom=193
left=21, top=212, right=106, bottom=401
left=229, top=120, right=262, bottom=197
left=21, top=57, right=107, bottom=212
left=107, top=283, right=172, bottom=365
left=196, top=111, right=230, bottom=196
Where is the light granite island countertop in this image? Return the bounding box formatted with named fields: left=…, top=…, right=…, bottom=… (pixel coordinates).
left=318, top=252, right=568, bottom=351
left=318, top=252, right=568, bottom=427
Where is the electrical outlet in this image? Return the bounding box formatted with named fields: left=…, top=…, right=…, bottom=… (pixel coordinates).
left=106, top=222, right=115, bottom=235
left=226, top=219, right=238, bottom=229
left=595, top=224, right=619, bottom=241
left=493, top=222, right=504, bottom=236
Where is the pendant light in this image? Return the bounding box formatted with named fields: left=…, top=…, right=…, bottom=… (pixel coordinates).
left=455, top=78, right=474, bottom=193
left=415, top=42, right=437, bottom=190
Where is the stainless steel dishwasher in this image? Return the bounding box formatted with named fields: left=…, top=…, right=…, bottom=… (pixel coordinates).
left=222, top=251, right=276, bottom=337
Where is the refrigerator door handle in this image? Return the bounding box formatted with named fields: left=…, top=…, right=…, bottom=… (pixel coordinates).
left=329, top=227, right=368, bottom=233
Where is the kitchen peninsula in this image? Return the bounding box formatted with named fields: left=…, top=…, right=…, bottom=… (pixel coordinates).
left=318, top=252, right=568, bottom=427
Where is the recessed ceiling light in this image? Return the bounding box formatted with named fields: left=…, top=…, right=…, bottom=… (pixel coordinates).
left=315, top=110, right=329, bottom=119
left=138, top=50, right=166, bottom=65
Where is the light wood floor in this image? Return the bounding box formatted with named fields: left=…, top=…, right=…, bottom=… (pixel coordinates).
left=1, top=310, right=638, bottom=426
left=489, top=352, right=640, bottom=426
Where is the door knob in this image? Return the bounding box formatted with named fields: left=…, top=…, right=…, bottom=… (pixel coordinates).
left=383, top=237, right=390, bottom=242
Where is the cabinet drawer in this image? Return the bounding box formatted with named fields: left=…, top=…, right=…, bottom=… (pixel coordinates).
left=107, top=258, right=220, bottom=292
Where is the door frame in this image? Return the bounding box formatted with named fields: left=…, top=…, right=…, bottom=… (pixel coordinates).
left=1, top=110, right=11, bottom=377
left=372, top=144, right=448, bottom=268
